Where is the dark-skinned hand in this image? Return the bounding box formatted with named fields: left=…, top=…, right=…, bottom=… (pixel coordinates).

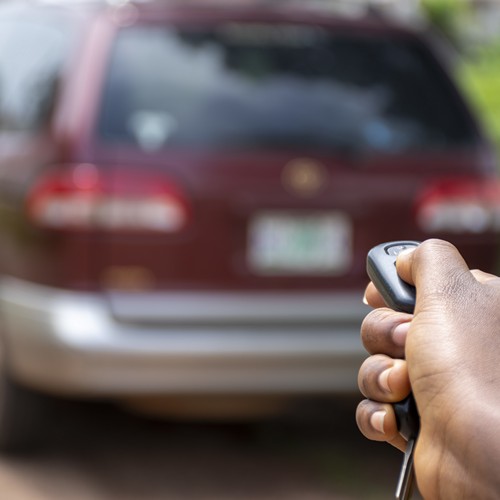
left=356, top=239, right=500, bottom=499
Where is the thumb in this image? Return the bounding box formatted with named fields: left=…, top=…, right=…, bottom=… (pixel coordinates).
left=396, top=239, right=475, bottom=302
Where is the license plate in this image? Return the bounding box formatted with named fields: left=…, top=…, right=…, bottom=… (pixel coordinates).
left=248, top=212, right=352, bottom=275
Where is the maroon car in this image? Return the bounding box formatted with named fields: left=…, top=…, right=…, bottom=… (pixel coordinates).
left=0, top=0, right=498, bottom=448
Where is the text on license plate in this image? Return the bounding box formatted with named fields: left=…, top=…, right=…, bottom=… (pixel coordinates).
left=248, top=211, right=352, bottom=275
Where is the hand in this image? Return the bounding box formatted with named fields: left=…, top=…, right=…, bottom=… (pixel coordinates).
left=356, top=239, right=500, bottom=499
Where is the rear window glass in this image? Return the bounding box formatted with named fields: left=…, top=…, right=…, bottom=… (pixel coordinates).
left=97, top=23, right=477, bottom=154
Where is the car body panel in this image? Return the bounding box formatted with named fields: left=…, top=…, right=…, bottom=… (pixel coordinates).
left=1, top=277, right=366, bottom=395
left=0, top=1, right=498, bottom=399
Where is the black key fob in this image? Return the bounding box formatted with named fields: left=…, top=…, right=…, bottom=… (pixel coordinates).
left=366, top=241, right=420, bottom=314
left=365, top=243, right=420, bottom=422
left=366, top=241, right=421, bottom=499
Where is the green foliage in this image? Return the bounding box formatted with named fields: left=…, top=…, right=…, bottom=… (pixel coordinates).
left=421, top=0, right=469, bottom=46
left=421, top=1, right=500, bottom=160
left=458, top=42, right=500, bottom=159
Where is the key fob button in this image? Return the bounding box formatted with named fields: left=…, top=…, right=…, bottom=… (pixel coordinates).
left=385, top=244, right=417, bottom=257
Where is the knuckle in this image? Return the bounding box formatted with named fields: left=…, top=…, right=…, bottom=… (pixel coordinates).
left=413, top=239, right=455, bottom=272
left=419, top=238, right=455, bottom=255
left=360, top=308, right=411, bottom=355
left=356, top=400, right=396, bottom=442
left=355, top=399, right=377, bottom=437
left=358, top=354, right=392, bottom=398
left=361, top=308, right=392, bottom=340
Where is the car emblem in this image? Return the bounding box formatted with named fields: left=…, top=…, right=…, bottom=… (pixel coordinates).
left=282, top=158, right=327, bottom=198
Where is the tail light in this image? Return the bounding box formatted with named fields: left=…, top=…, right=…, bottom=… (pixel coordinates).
left=415, top=178, right=500, bottom=234
left=26, top=163, right=190, bottom=232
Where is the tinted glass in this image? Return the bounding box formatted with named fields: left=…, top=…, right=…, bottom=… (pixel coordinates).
left=0, top=6, right=69, bottom=133
left=98, top=23, right=477, bottom=154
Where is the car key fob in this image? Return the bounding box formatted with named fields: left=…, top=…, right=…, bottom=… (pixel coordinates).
left=366, top=241, right=419, bottom=314
left=366, top=241, right=420, bottom=499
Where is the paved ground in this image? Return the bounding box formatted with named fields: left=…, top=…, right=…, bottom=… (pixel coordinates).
left=0, top=397, right=405, bottom=500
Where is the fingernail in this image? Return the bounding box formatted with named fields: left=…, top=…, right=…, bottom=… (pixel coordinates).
left=370, top=410, right=386, bottom=434
left=392, top=322, right=410, bottom=347
left=362, top=292, right=368, bottom=306
left=378, top=368, right=391, bottom=393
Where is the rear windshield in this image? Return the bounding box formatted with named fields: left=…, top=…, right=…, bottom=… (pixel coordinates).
left=97, top=23, right=477, bottom=154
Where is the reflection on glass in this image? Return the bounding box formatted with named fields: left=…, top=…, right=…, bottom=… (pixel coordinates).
left=98, top=23, right=476, bottom=154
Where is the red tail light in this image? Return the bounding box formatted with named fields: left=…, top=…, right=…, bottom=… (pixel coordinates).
left=415, top=178, right=500, bottom=234
left=27, top=164, right=190, bottom=232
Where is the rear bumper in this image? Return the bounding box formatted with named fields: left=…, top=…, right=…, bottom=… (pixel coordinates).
left=0, top=277, right=368, bottom=396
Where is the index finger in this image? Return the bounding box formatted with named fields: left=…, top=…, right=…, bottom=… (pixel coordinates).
left=364, top=281, right=391, bottom=309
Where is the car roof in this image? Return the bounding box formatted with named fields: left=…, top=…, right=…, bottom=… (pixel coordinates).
left=128, top=0, right=410, bottom=28
left=10, top=0, right=421, bottom=35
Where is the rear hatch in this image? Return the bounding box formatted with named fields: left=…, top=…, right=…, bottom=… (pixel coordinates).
left=87, top=18, right=497, bottom=298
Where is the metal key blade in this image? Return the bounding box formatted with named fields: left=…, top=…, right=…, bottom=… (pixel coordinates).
left=396, top=437, right=416, bottom=500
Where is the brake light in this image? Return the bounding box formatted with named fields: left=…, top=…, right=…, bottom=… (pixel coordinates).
left=27, top=164, right=189, bottom=232
left=415, top=178, right=500, bottom=234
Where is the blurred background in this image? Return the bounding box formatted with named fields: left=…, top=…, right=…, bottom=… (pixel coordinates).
left=0, top=0, right=499, bottom=498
